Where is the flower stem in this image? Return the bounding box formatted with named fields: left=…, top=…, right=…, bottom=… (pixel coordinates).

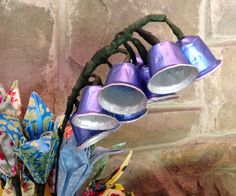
left=38, top=184, right=45, bottom=196
left=12, top=175, right=22, bottom=196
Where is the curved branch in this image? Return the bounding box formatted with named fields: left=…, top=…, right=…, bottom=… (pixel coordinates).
left=116, top=48, right=130, bottom=56
left=88, top=73, right=103, bottom=85
left=136, top=28, right=160, bottom=45
left=130, top=38, right=148, bottom=65
left=110, top=48, right=131, bottom=62
left=105, top=60, right=112, bottom=69
left=123, top=42, right=137, bottom=64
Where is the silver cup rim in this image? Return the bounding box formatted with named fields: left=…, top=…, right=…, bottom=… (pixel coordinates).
left=98, top=82, right=147, bottom=115
left=147, top=94, right=179, bottom=105
left=148, top=63, right=198, bottom=94
left=77, top=130, right=111, bottom=150
left=117, top=109, right=148, bottom=124
left=71, top=112, right=120, bottom=130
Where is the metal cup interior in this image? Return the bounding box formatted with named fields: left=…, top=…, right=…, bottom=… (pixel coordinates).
left=71, top=112, right=120, bottom=131
left=98, top=83, right=147, bottom=115
left=147, top=64, right=198, bottom=95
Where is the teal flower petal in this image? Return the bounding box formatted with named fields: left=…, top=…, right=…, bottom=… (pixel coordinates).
left=23, top=92, right=53, bottom=140
left=15, top=132, right=59, bottom=184
left=0, top=113, right=23, bottom=147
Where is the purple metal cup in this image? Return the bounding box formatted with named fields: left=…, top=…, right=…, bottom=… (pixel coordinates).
left=137, top=64, right=179, bottom=104
left=178, top=35, right=221, bottom=80
left=147, top=41, right=198, bottom=94
left=98, top=62, right=147, bottom=115
left=71, top=85, right=120, bottom=130
left=71, top=125, right=111, bottom=150
left=114, top=109, right=147, bottom=123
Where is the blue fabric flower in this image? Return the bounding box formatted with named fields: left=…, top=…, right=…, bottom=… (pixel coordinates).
left=57, top=133, right=125, bottom=196
left=0, top=92, right=63, bottom=184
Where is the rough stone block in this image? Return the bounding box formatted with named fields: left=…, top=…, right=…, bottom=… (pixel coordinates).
left=68, top=0, right=200, bottom=66
left=159, top=136, right=236, bottom=196
left=102, top=136, right=236, bottom=195
left=203, top=45, right=236, bottom=132
left=207, top=0, right=236, bottom=39
left=0, top=0, right=55, bottom=112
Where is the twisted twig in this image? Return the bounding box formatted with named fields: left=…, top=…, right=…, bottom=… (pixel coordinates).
left=136, top=28, right=160, bottom=45
left=123, top=42, right=137, bottom=64
left=129, top=37, right=148, bottom=65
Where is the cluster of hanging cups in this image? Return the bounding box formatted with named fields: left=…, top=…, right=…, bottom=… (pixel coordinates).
left=70, top=35, right=221, bottom=149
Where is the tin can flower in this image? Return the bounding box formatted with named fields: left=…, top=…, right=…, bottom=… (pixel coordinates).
left=0, top=91, right=63, bottom=184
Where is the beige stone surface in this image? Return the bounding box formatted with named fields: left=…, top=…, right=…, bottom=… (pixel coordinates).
left=208, top=0, right=236, bottom=38
left=0, top=0, right=56, bottom=112
left=99, top=110, right=200, bottom=148
left=103, top=135, right=236, bottom=195
left=202, top=45, right=236, bottom=133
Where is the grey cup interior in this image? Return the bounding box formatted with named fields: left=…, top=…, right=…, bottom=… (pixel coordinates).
left=72, top=114, right=119, bottom=131
left=148, top=65, right=198, bottom=94
left=98, top=84, right=147, bottom=115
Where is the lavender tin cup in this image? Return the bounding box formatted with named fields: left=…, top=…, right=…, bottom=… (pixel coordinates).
left=98, top=62, right=147, bottom=115
left=178, top=35, right=221, bottom=80
left=71, top=85, right=120, bottom=131
left=147, top=41, right=198, bottom=95
left=137, top=64, right=179, bottom=104
left=71, top=125, right=111, bottom=150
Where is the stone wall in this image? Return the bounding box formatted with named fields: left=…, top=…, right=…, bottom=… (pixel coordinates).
left=1, top=0, right=236, bottom=195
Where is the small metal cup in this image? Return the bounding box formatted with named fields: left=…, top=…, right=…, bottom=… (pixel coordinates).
left=71, top=85, right=120, bottom=130
left=147, top=41, right=198, bottom=94
left=178, top=35, right=221, bottom=80
left=98, top=62, right=147, bottom=115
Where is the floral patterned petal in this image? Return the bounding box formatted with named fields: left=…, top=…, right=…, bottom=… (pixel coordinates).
left=23, top=92, right=53, bottom=140
left=7, top=81, right=22, bottom=116
left=0, top=113, right=23, bottom=147
left=0, top=130, right=16, bottom=177
left=2, top=178, right=16, bottom=196
left=15, top=132, right=59, bottom=184
left=0, top=81, right=21, bottom=116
